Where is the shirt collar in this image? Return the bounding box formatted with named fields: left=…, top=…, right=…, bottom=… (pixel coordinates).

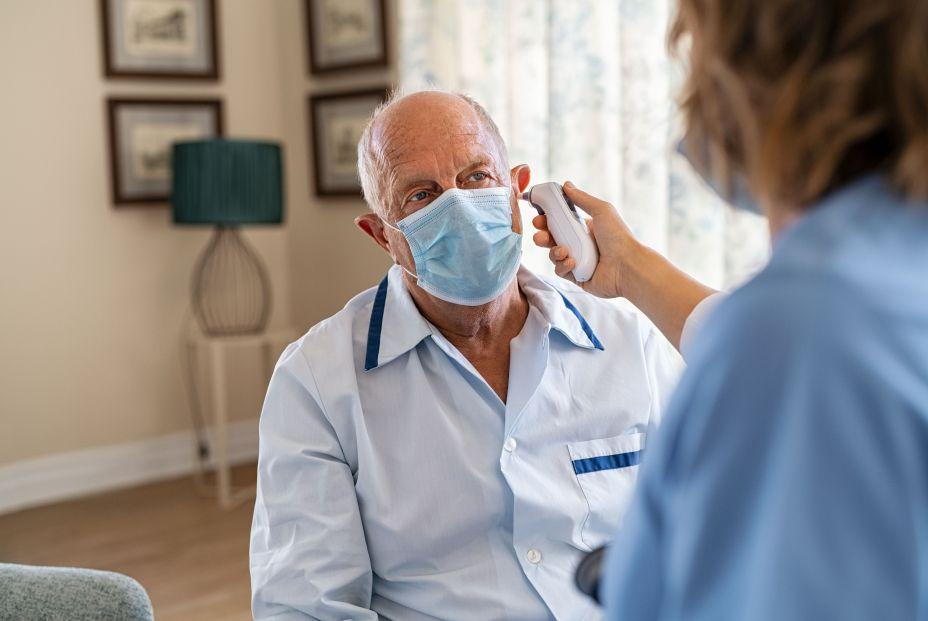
left=365, top=265, right=603, bottom=371
left=516, top=267, right=605, bottom=351
left=364, top=265, right=433, bottom=371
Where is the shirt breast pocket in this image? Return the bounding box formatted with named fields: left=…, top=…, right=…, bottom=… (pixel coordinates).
left=567, top=432, right=645, bottom=549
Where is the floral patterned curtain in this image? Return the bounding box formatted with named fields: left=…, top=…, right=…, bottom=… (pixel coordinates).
left=398, top=0, right=769, bottom=289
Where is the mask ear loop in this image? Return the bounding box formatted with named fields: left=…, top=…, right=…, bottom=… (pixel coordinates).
left=380, top=216, right=419, bottom=281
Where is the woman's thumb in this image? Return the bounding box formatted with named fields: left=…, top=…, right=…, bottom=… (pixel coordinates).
left=562, top=181, right=615, bottom=218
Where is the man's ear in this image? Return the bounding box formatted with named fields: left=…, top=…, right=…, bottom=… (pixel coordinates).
left=510, top=164, right=531, bottom=194
left=355, top=213, right=393, bottom=255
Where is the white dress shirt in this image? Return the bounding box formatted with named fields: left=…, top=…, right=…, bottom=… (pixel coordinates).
left=250, top=265, right=682, bottom=621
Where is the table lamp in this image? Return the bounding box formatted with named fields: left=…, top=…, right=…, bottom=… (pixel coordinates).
left=172, top=139, right=284, bottom=336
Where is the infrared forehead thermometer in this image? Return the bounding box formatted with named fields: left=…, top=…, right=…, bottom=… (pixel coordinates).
left=521, top=182, right=599, bottom=282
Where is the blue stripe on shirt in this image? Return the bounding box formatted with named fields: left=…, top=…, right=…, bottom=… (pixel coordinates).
left=572, top=450, right=642, bottom=474
left=557, top=291, right=605, bottom=351
left=364, top=276, right=390, bottom=370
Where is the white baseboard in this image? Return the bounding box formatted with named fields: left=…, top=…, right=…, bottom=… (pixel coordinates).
left=0, top=420, right=259, bottom=515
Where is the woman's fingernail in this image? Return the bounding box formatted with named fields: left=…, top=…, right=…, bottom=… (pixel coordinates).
left=564, top=181, right=574, bottom=189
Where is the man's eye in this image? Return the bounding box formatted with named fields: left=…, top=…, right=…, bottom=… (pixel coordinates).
left=410, top=191, right=429, bottom=202
left=470, top=172, right=488, bottom=182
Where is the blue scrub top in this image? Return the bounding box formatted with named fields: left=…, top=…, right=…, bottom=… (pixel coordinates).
left=602, top=175, right=928, bottom=620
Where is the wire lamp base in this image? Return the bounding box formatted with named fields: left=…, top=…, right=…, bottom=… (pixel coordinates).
left=192, top=226, right=271, bottom=336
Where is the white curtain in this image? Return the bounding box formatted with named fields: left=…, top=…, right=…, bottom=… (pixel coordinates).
left=398, top=0, right=769, bottom=289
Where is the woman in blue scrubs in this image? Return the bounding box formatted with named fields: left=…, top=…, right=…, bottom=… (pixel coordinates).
left=534, top=0, right=928, bottom=618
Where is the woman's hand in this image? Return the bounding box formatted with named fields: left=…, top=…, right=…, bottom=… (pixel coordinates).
left=531, top=181, right=642, bottom=299
left=531, top=181, right=717, bottom=351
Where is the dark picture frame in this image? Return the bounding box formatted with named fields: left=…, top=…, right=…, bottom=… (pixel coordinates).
left=100, top=0, right=221, bottom=80
left=106, top=97, right=224, bottom=205
left=305, top=0, right=389, bottom=74
left=308, top=88, right=387, bottom=197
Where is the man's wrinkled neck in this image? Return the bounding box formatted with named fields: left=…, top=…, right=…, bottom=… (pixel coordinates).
left=404, top=273, right=529, bottom=345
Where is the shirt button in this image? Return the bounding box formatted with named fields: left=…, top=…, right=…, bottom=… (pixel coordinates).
left=526, top=548, right=542, bottom=564
left=503, top=437, right=517, bottom=452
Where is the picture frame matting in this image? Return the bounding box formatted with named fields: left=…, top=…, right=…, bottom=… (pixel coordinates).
left=307, top=88, right=388, bottom=197
left=106, top=97, right=225, bottom=205
left=305, top=0, right=389, bottom=75
left=100, top=0, right=221, bottom=80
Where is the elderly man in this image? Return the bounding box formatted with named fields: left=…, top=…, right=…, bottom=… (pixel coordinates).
left=250, top=90, right=682, bottom=620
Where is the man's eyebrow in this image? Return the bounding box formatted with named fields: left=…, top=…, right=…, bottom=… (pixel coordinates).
left=393, top=157, right=500, bottom=195
left=460, top=157, right=495, bottom=170
left=396, top=178, right=440, bottom=193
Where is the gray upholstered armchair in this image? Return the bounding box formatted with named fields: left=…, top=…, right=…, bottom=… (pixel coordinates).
left=0, top=564, right=153, bottom=621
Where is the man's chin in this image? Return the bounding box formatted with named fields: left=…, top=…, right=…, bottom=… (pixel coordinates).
left=411, top=273, right=522, bottom=312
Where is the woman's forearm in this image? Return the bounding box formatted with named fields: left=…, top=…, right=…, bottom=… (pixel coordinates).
left=621, top=241, right=717, bottom=351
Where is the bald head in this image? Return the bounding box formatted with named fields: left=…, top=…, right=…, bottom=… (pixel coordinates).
left=357, top=90, right=509, bottom=217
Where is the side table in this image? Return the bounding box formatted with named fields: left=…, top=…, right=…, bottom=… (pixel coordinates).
left=184, top=330, right=294, bottom=509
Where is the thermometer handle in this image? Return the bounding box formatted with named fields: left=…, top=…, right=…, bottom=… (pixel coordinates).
left=522, top=182, right=599, bottom=282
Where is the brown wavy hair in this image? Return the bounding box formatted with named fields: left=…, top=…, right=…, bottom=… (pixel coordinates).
left=670, top=0, right=928, bottom=207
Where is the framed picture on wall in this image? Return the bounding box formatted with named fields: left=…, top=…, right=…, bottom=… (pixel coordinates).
left=305, top=0, right=388, bottom=74
left=106, top=98, right=224, bottom=205
left=308, top=88, right=387, bottom=197
left=100, top=0, right=220, bottom=79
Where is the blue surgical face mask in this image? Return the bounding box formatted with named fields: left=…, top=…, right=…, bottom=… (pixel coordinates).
left=382, top=186, right=522, bottom=306
left=676, top=138, right=761, bottom=215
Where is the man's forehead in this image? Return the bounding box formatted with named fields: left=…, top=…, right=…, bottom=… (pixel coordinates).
left=374, top=91, right=480, bottom=136
left=376, top=113, right=488, bottom=159
left=386, top=130, right=495, bottom=171
left=375, top=96, right=499, bottom=163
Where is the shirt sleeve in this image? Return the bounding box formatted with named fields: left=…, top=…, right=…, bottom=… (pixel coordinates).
left=250, top=344, right=377, bottom=621
left=641, top=326, right=685, bottom=431
left=603, top=278, right=919, bottom=620
left=678, top=291, right=727, bottom=361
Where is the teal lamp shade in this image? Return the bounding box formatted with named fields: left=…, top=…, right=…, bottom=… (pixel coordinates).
left=172, top=139, right=283, bottom=225
left=171, top=139, right=284, bottom=336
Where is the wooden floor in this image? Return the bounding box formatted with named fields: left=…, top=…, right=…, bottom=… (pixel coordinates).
left=0, top=464, right=258, bottom=621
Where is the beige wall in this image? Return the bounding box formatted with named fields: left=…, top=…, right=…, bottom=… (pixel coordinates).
left=276, top=1, right=395, bottom=330
left=0, top=1, right=393, bottom=467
